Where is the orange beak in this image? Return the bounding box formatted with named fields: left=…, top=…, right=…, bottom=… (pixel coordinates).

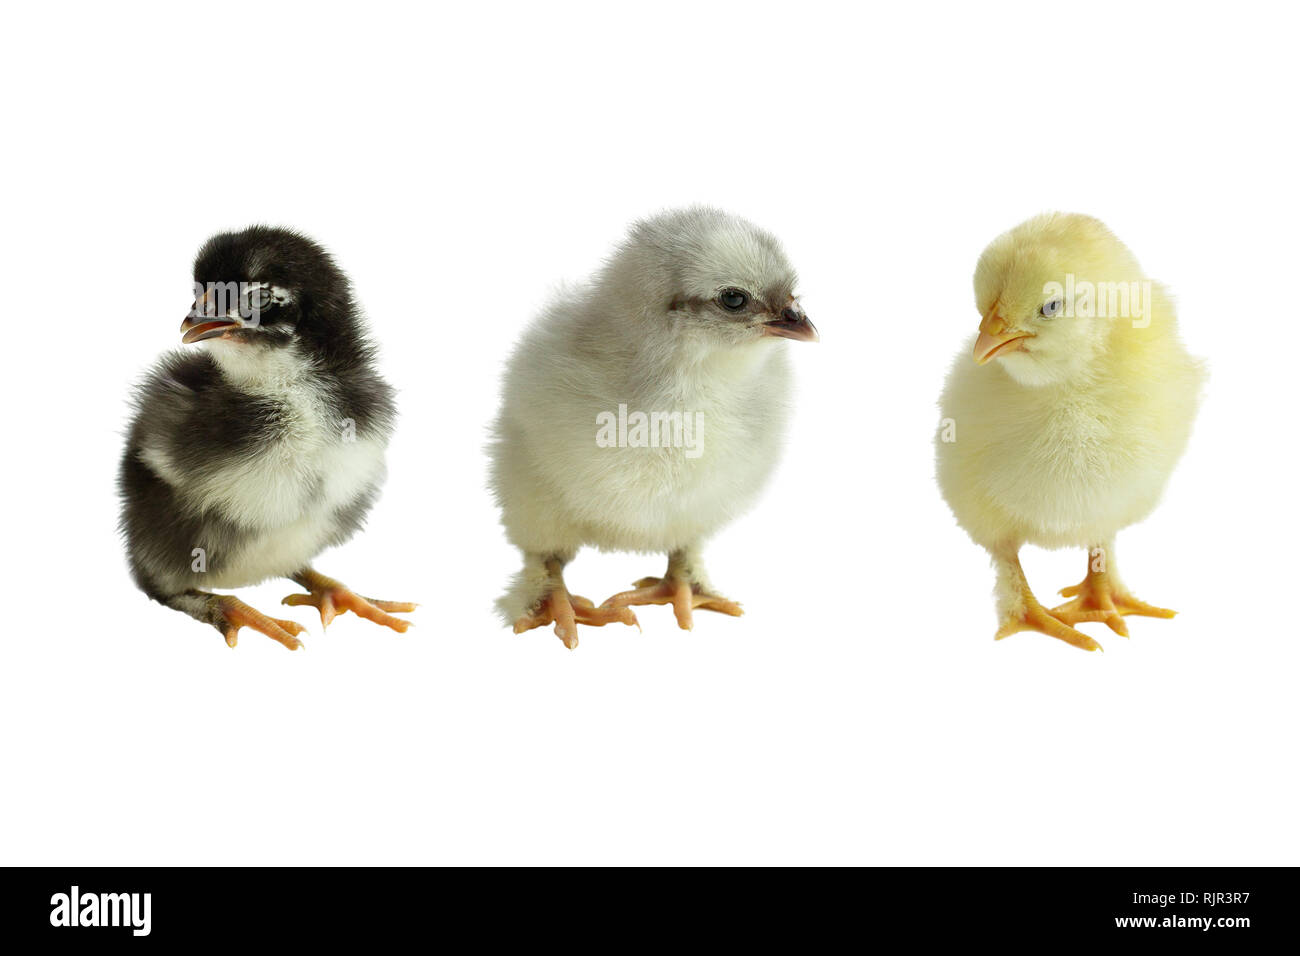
left=973, top=309, right=1034, bottom=365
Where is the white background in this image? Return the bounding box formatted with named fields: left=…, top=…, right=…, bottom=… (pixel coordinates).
left=2, top=1, right=1296, bottom=865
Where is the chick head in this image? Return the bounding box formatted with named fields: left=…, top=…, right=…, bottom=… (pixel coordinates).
left=606, top=206, right=816, bottom=351
left=180, top=226, right=357, bottom=357
left=972, top=213, right=1143, bottom=386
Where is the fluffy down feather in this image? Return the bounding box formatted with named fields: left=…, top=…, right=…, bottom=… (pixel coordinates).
left=491, top=207, right=813, bottom=640
left=936, top=213, right=1204, bottom=650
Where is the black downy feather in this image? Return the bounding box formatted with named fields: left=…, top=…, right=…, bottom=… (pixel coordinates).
left=117, top=227, right=397, bottom=631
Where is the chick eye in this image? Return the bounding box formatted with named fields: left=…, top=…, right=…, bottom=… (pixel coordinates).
left=251, top=288, right=274, bottom=310
left=718, top=288, right=749, bottom=312
left=1040, top=297, right=1063, bottom=318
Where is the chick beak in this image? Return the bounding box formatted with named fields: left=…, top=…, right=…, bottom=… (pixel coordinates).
left=973, top=310, right=1033, bottom=365
left=762, top=305, right=819, bottom=343
left=179, top=289, right=241, bottom=344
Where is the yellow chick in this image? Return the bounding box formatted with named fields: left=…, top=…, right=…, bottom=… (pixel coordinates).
left=937, top=213, right=1205, bottom=651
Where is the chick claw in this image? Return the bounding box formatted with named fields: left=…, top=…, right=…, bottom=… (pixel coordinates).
left=513, top=591, right=638, bottom=649
left=282, top=575, right=415, bottom=633
left=601, top=577, right=743, bottom=631
left=995, top=598, right=1104, bottom=653
left=1052, top=576, right=1176, bottom=638
left=217, top=596, right=306, bottom=651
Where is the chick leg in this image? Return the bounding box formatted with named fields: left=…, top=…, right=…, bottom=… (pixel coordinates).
left=992, top=545, right=1104, bottom=652
left=282, top=567, right=416, bottom=633
left=163, top=589, right=306, bottom=651
left=601, top=546, right=743, bottom=631
left=510, top=554, right=638, bottom=649
left=1051, top=542, right=1176, bottom=637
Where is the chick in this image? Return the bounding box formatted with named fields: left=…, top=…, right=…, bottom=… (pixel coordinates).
left=491, top=207, right=817, bottom=648
left=119, top=227, right=415, bottom=650
left=937, top=213, right=1204, bottom=652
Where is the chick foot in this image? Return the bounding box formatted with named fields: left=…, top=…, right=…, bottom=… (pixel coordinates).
left=601, top=576, right=743, bottom=631
left=1051, top=565, right=1176, bottom=638
left=514, top=591, right=638, bottom=649
left=995, top=597, right=1103, bottom=652
left=992, top=548, right=1104, bottom=652
left=216, top=595, right=306, bottom=651
left=283, top=568, right=415, bottom=633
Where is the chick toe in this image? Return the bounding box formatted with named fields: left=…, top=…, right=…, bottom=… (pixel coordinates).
left=215, top=596, right=306, bottom=651
left=283, top=568, right=415, bottom=634
left=1112, top=595, right=1177, bottom=619
left=995, top=599, right=1103, bottom=653
left=602, top=577, right=744, bottom=631
left=1052, top=567, right=1176, bottom=638
left=1052, top=590, right=1131, bottom=637
left=513, top=588, right=638, bottom=649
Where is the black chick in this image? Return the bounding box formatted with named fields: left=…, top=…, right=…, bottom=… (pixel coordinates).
left=119, top=226, right=414, bottom=649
